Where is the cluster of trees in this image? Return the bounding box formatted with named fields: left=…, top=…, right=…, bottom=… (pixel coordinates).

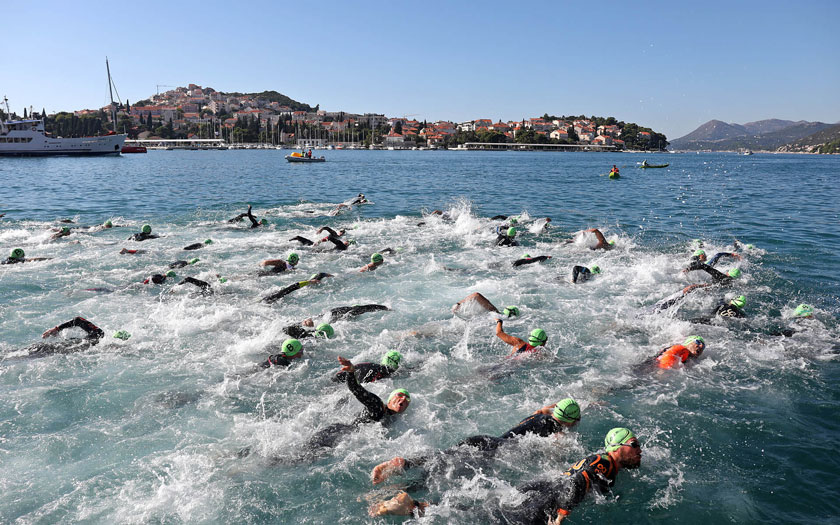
left=818, top=139, right=840, bottom=154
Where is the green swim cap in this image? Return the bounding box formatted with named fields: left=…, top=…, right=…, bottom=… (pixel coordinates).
left=141, top=224, right=152, bottom=234
left=746, top=244, right=755, bottom=250
left=10, top=248, right=25, bottom=260
left=287, top=252, right=300, bottom=265
left=281, top=338, right=302, bottom=357
left=509, top=217, right=518, bottom=225
left=728, top=268, right=741, bottom=278
left=348, top=239, right=357, bottom=245
left=605, top=427, right=636, bottom=452
left=204, top=239, right=213, bottom=245
left=503, top=306, right=520, bottom=318
left=793, top=304, right=813, bottom=318
left=522, top=254, right=531, bottom=259
left=113, top=330, right=131, bottom=340
left=590, top=265, right=601, bottom=274
left=382, top=350, right=402, bottom=369
left=693, top=239, right=703, bottom=247
left=260, top=218, right=268, bottom=225
left=104, top=220, right=113, bottom=227
left=218, top=276, right=227, bottom=283
left=188, top=258, right=199, bottom=265
left=507, top=227, right=517, bottom=238
left=371, top=253, right=384, bottom=264
left=693, top=249, right=706, bottom=257
left=388, top=388, right=411, bottom=403
left=165, top=270, right=176, bottom=279
left=552, top=398, right=581, bottom=423
left=608, top=240, right=616, bottom=246
left=731, top=295, right=746, bottom=309
left=61, top=227, right=70, bottom=234
left=315, top=323, right=334, bottom=339
left=684, top=335, right=705, bottom=347
left=528, top=328, right=547, bottom=347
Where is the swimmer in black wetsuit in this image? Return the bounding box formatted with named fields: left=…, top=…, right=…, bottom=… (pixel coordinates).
left=14, top=317, right=105, bottom=358
left=290, top=227, right=354, bottom=250
left=372, top=427, right=641, bottom=521
left=143, top=270, right=178, bottom=285
left=284, top=304, right=389, bottom=338
left=571, top=264, right=600, bottom=283
left=329, top=193, right=368, bottom=215
left=332, top=350, right=402, bottom=383
left=690, top=295, right=746, bottom=324
left=513, top=254, right=552, bottom=267
left=301, top=356, right=410, bottom=451
left=228, top=204, right=266, bottom=228
left=261, top=272, right=333, bottom=304
left=183, top=239, right=213, bottom=250
left=176, top=277, right=213, bottom=295
left=686, top=249, right=741, bottom=269
left=2, top=248, right=51, bottom=264
left=169, top=258, right=199, bottom=269
left=769, top=304, right=816, bottom=337
left=258, top=252, right=299, bottom=276
left=495, top=226, right=519, bottom=247
left=683, top=262, right=741, bottom=284
left=370, top=398, right=581, bottom=485
left=651, top=283, right=712, bottom=313
left=50, top=226, right=72, bottom=240
left=128, top=224, right=159, bottom=242
left=258, top=338, right=304, bottom=369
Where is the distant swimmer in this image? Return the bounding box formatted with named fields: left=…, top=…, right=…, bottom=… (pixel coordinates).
left=683, top=261, right=741, bottom=284
left=494, top=226, right=519, bottom=247
left=143, top=270, right=178, bottom=285
left=283, top=304, right=388, bottom=338
left=258, top=252, right=300, bottom=276
left=359, top=253, right=384, bottom=272
left=370, top=398, right=581, bottom=485
left=2, top=248, right=51, bottom=265
left=12, top=317, right=105, bottom=358
left=290, top=228, right=355, bottom=250
left=176, top=276, right=213, bottom=295
left=452, top=292, right=519, bottom=319
left=50, top=226, right=72, bottom=240
left=495, top=319, right=547, bottom=357
left=119, top=248, right=147, bottom=255
left=258, top=338, right=304, bottom=369
left=183, top=239, right=213, bottom=250
left=282, top=322, right=334, bottom=340
left=770, top=304, right=816, bottom=337
left=227, top=204, right=267, bottom=228
left=655, top=336, right=706, bottom=369
left=566, top=228, right=614, bottom=250
left=651, top=283, right=712, bottom=313
left=329, top=193, right=369, bottom=215
left=513, top=254, right=552, bottom=267
left=261, top=273, right=334, bottom=304
left=332, top=350, right=403, bottom=384
left=571, top=264, right=600, bottom=283
left=372, top=427, right=642, bottom=521
left=169, top=258, right=199, bottom=269
left=128, top=224, right=159, bottom=242
left=302, top=356, right=410, bottom=451
left=686, top=249, right=740, bottom=269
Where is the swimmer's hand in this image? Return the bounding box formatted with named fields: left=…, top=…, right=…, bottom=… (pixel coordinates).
left=371, top=457, right=406, bottom=484
left=338, top=356, right=355, bottom=373
left=42, top=327, right=61, bottom=338
left=369, top=491, right=423, bottom=517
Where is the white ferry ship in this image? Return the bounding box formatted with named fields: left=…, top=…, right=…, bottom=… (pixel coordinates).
left=0, top=116, right=124, bottom=156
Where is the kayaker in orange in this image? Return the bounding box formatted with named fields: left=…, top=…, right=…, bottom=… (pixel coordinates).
left=610, top=165, right=619, bottom=176
left=656, top=336, right=706, bottom=369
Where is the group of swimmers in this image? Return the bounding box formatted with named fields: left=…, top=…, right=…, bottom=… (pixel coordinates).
left=1, top=199, right=821, bottom=523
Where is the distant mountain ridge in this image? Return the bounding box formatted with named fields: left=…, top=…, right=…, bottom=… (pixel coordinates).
left=671, top=119, right=834, bottom=151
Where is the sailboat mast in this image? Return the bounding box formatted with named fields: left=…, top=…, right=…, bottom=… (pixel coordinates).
left=105, top=57, right=116, bottom=129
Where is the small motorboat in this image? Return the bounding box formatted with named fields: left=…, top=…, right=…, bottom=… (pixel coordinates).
left=121, top=145, right=147, bottom=154
left=639, top=162, right=669, bottom=169
left=285, top=153, right=325, bottom=163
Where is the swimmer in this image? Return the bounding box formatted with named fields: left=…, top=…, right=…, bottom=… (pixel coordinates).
left=302, top=356, right=410, bottom=451
left=452, top=292, right=519, bottom=319
left=282, top=321, right=334, bottom=340
left=290, top=231, right=354, bottom=250
left=371, top=398, right=581, bottom=485
left=770, top=304, right=816, bottom=337
left=227, top=204, right=266, bottom=228
left=332, top=350, right=403, bottom=383
left=168, top=258, right=199, bottom=269
left=183, top=239, right=213, bottom=250
left=566, top=228, right=614, bottom=250
left=651, top=283, right=712, bottom=313
left=261, top=272, right=333, bottom=304
left=13, top=317, right=105, bottom=358
left=571, top=264, right=600, bottom=283
left=87, top=219, right=123, bottom=232
left=284, top=304, right=388, bottom=338
left=655, top=336, right=706, bottom=369
left=359, top=253, right=384, bottom=272
left=691, top=295, right=746, bottom=323
left=513, top=254, right=552, bottom=268
left=495, top=319, right=547, bottom=356
left=686, top=249, right=740, bottom=269
left=128, top=224, right=159, bottom=242
left=372, top=427, right=641, bottom=521
left=143, top=270, right=178, bottom=285
left=329, top=193, right=368, bottom=215
left=2, top=248, right=51, bottom=265
left=259, top=252, right=300, bottom=276
left=495, top=226, right=519, bottom=247
left=258, top=338, right=304, bottom=369
left=50, top=226, right=72, bottom=240
left=176, top=277, right=213, bottom=295
left=683, top=262, right=741, bottom=284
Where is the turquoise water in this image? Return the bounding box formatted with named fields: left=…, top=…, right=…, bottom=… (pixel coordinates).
left=1, top=151, right=838, bottom=523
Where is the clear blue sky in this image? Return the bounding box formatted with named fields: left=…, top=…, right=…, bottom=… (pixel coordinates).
left=3, top=0, right=838, bottom=139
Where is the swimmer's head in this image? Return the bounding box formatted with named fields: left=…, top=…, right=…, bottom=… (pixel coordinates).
left=528, top=328, right=547, bottom=347
left=746, top=244, right=755, bottom=250
left=141, top=224, right=152, bottom=234
left=608, top=240, right=616, bottom=246
left=387, top=388, right=411, bottom=413
left=684, top=335, right=706, bottom=355
left=693, top=249, right=706, bottom=260
left=281, top=338, right=302, bottom=357
left=552, top=398, right=581, bottom=424
left=188, top=257, right=199, bottom=265
left=165, top=270, right=176, bottom=279
left=507, top=227, right=517, bottom=238
left=104, top=220, right=113, bottom=228
left=793, top=304, right=813, bottom=318
left=605, top=427, right=637, bottom=452
left=382, top=350, right=402, bottom=370
left=728, top=268, right=741, bottom=279
left=589, top=265, right=601, bottom=274
left=347, top=239, right=357, bottom=245
left=522, top=254, right=530, bottom=259
left=315, top=323, right=334, bottom=339
left=10, top=248, right=25, bottom=260
left=730, top=295, right=746, bottom=309
left=287, top=252, right=300, bottom=266
left=204, top=239, right=213, bottom=245
left=503, top=306, right=520, bottom=318
left=260, top=218, right=268, bottom=225
left=509, top=217, right=518, bottom=225
left=371, top=253, right=384, bottom=265
left=61, top=227, right=70, bottom=234
left=113, top=330, right=131, bottom=340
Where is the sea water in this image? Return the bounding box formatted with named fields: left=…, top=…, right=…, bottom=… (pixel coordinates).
left=0, top=151, right=838, bottom=524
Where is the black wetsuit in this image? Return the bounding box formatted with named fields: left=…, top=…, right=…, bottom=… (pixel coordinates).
left=713, top=301, right=745, bottom=318
left=513, top=256, right=551, bottom=268
left=2, top=257, right=25, bottom=265
left=258, top=261, right=295, bottom=277
left=259, top=353, right=295, bottom=369
left=145, top=274, right=170, bottom=284
left=129, top=232, right=159, bottom=242
left=290, top=236, right=315, bottom=246
left=23, top=317, right=104, bottom=358
left=707, top=252, right=738, bottom=268
left=684, top=261, right=733, bottom=283
left=332, top=362, right=395, bottom=383
left=491, top=453, right=618, bottom=524
left=327, top=304, right=389, bottom=321
left=306, top=370, right=396, bottom=449
left=169, top=260, right=190, bottom=269
left=262, top=278, right=325, bottom=304
left=229, top=206, right=260, bottom=228
left=571, top=265, right=593, bottom=283
left=183, top=243, right=204, bottom=251
left=495, top=235, right=519, bottom=247
left=177, top=277, right=212, bottom=295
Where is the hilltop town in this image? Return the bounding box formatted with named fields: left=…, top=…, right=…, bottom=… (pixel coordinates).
left=47, top=83, right=668, bottom=150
